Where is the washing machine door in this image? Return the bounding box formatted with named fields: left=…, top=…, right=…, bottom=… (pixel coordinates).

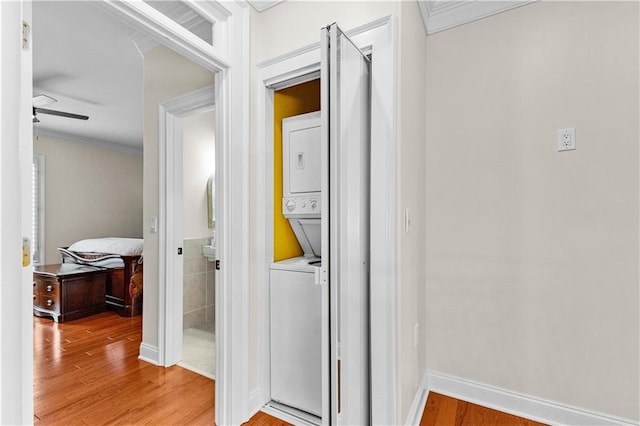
left=270, top=267, right=322, bottom=417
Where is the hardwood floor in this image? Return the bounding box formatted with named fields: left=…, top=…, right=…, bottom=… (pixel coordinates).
left=420, top=392, right=547, bottom=426
left=34, top=311, right=214, bottom=425
left=34, top=311, right=544, bottom=425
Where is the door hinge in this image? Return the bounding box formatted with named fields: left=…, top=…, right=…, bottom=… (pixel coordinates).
left=215, top=260, right=220, bottom=270
left=177, top=247, right=183, bottom=255
left=22, top=21, right=30, bottom=50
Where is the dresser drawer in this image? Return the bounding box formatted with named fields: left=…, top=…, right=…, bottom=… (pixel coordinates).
left=35, top=280, right=59, bottom=297
left=34, top=293, right=59, bottom=310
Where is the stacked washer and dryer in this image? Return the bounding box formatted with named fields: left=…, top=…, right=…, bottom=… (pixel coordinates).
left=270, top=111, right=322, bottom=418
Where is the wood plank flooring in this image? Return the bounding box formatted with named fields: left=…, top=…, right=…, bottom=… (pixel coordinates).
left=420, top=392, right=547, bottom=426
left=35, top=311, right=544, bottom=425
left=34, top=311, right=215, bottom=425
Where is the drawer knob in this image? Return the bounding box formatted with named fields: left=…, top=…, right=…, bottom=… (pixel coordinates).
left=46, top=299, right=53, bottom=307
left=46, top=285, right=53, bottom=292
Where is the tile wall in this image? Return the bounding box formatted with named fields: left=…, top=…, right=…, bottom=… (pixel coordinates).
left=183, top=237, right=215, bottom=330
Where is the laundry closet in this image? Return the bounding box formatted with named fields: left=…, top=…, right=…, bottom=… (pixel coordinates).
left=269, top=80, right=322, bottom=421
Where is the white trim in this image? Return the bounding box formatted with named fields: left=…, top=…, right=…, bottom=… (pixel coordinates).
left=248, top=388, right=263, bottom=418
left=158, top=85, right=214, bottom=370
left=261, top=403, right=319, bottom=426
left=417, top=0, right=537, bottom=35
left=255, top=15, right=397, bottom=425
left=427, top=371, right=639, bottom=426
left=97, top=1, right=229, bottom=72
left=99, top=2, right=251, bottom=425
left=138, top=343, right=161, bottom=365
left=32, top=154, right=45, bottom=265
left=246, top=0, right=283, bottom=13
left=405, top=371, right=429, bottom=426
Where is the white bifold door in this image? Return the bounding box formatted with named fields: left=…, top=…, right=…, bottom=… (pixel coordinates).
left=320, top=23, right=371, bottom=426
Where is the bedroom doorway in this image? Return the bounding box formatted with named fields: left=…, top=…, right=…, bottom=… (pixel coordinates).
left=9, top=1, right=250, bottom=425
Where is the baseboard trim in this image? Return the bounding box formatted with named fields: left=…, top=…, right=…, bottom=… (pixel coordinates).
left=405, top=371, right=430, bottom=425
left=249, top=388, right=265, bottom=419
left=138, top=342, right=160, bottom=365
left=426, top=371, right=638, bottom=426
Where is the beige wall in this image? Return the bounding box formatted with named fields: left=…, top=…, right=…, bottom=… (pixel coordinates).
left=252, top=1, right=400, bottom=63
left=397, top=0, right=427, bottom=420
left=33, top=135, right=142, bottom=264
left=183, top=110, right=215, bottom=240
left=425, top=1, right=639, bottom=421
left=143, top=45, right=214, bottom=348
left=250, top=2, right=428, bottom=422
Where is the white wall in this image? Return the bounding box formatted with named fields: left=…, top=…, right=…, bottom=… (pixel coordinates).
left=250, top=2, right=427, bottom=423
left=143, top=45, right=214, bottom=349
left=182, top=110, right=215, bottom=240
left=425, top=1, right=639, bottom=421
left=33, top=136, right=143, bottom=263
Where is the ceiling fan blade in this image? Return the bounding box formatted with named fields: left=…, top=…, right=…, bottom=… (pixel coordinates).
left=34, top=107, right=89, bottom=121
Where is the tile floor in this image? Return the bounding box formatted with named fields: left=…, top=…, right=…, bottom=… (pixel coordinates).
left=179, top=322, right=215, bottom=379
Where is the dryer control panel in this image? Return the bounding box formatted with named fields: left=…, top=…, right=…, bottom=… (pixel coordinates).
left=283, top=195, right=321, bottom=217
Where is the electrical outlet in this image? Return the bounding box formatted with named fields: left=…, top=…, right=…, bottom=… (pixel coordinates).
left=557, top=128, right=576, bottom=151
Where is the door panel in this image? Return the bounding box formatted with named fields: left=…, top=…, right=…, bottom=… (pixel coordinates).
left=321, top=23, right=371, bottom=426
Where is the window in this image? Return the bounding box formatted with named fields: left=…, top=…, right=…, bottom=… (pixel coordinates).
left=32, top=154, right=45, bottom=265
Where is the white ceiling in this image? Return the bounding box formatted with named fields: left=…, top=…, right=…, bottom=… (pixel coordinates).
left=33, top=1, right=143, bottom=151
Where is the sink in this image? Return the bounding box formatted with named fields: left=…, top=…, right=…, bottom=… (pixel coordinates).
left=203, top=245, right=216, bottom=262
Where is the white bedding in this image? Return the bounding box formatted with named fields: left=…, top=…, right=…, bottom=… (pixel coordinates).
left=68, top=237, right=143, bottom=257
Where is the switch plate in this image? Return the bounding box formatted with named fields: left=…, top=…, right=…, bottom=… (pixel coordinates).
left=150, top=216, right=158, bottom=233
left=404, top=208, right=411, bottom=233
left=557, top=128, right=576, bottom=151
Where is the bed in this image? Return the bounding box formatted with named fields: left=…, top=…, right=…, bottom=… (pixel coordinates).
left=58, top=237, right=143, bottom=317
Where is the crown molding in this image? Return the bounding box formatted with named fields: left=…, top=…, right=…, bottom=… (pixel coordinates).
left=418, top=0, right=537, bottom=35
left=246, top=0, right=284, bottom=13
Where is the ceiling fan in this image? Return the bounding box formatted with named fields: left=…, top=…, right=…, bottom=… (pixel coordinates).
left=32, top=94, right=89, bottom=123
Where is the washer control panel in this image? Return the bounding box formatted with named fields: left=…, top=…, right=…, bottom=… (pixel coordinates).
left=283, top=195, right=321, bottom=216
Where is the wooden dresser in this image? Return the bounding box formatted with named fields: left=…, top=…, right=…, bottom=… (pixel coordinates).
left=33, top=264, right=108, bottom=323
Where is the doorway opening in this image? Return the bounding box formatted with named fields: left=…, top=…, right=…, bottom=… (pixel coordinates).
left=255, top=16, right=397, bottom=426
left=159, top=87, right=217, bottom=380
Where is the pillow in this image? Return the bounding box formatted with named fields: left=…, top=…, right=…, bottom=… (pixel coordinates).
left=68, top=237, right=143, bottom=257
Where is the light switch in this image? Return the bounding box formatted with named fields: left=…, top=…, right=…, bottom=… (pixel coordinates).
left=150, top=217, right=158, bottom=233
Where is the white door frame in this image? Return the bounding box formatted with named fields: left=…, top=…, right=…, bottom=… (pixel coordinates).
left=99, top=3, right=251, bottom=425
left=4, top=1, right=251, bottom=424
left=0, top=0, right=34, bottom=423
left=254, top=16, right=398, bottom=424
left=158, top=85, right=215, bottom=368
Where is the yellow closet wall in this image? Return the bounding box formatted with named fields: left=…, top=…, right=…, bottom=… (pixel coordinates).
left=273, top=80, right=320, bottom=261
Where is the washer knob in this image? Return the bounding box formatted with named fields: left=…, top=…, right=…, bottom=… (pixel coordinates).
left=310, top=200, right=317, bottom=209
left=286, top=200, right=296, bottom=211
